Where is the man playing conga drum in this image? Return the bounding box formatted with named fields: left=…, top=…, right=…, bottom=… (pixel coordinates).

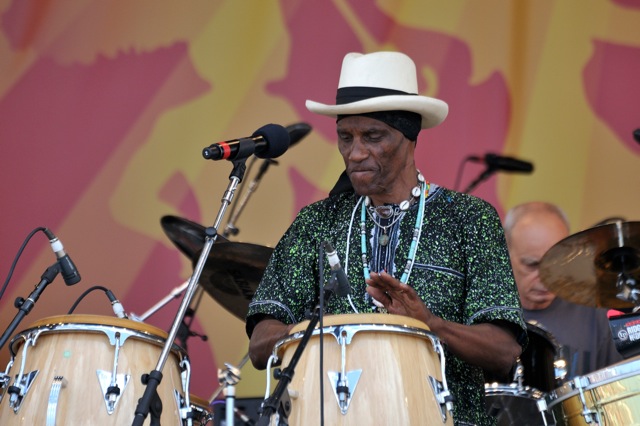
left=246, top=51, right=526, bottom=426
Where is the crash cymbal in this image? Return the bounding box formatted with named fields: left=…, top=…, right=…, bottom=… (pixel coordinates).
left=195, top=242, right=273, bottom=320
left=539, top=221, right=640, bottom=309
left=161, top=215, right=228, bottom=259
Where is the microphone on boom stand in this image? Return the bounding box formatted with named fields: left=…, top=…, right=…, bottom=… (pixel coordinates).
left=461, top=153, right=534, bottom=194
left=223, top=122, right=312, bottom=238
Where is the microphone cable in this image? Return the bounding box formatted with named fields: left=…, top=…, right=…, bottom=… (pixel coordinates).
left=0, top=226, right=48, bottom=301
left=317, top=241, right=325, bottom=426
left=224, top=154, right=259, bottom=235
left=66, top=285, right=120, bottom=316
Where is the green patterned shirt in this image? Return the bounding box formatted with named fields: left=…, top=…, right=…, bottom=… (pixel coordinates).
left=247, top=185, right=526, bottom=426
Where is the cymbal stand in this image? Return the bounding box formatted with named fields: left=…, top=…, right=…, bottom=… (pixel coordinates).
left=128, top=279, right=190, bottom=322
left=462, top=167, right=496, bottom=194
left=209, top=353, right=250, bottom=426
left=223, top=158, right=277, bottom=238
left=132, top=159, right=247, bottom=426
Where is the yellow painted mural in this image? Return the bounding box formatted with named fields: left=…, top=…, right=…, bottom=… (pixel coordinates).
left=0, top=0, right=638, bottom=417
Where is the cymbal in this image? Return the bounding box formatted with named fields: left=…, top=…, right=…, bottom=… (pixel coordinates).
left=161, top=215, right=272, bottom=319
left=539, top=221, right=640, bottom=309
left=195, top=242, right=273, bottom=320
left=160, top=215, right=228, bottom=259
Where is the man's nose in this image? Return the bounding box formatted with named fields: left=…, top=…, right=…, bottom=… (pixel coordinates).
left=348, top=138, right=368, bottom=161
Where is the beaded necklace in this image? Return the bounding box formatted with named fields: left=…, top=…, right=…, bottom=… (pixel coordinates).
left=360, top=175, right=428, bottom=284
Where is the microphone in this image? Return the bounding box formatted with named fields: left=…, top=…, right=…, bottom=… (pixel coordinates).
left=43, top=229, right=81, bottom=285
left=469, top=153, right=534, bottom=173
left=286, top=122, right=312, bottom=148
left=202, top=123, right=290, bottom=161
left=252, top=122, right=312, bottom=181
left=105, top=289, right=128, bottom=319
left=323, top=242, right=351, bottom=297
left=633, top=128, right=640, bottom=143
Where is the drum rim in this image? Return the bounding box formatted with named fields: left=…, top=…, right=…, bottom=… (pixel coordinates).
left=484, top=382, right=546, bottom=399
left=525, top=320, right=562, bottom=353
left=189, top=394, right=213, bottom=408
left=290, top=313, right=430, bottom=334
left=548, top=357, right=640, bottom=404
left=26, top=314, right=167, bottom=337
left=274, top=315, right=438, bottom=358
left=9, top=314, right=187, bottom=358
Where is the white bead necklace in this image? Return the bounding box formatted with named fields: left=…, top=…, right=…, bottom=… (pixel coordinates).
left=360, top=172, right=428, bottom=285
left=363, top=172, right=425, bottom=247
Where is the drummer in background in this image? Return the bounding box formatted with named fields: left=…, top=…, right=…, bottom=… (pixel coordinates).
left=246, top=51, right=527, bottom=426
left=504, top=201, right=622, bottom=379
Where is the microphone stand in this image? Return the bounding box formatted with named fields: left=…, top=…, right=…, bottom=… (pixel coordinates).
left=0, top=262, right=60, bottom=350
left=223, top=158, right=277, bottom=238
left=132, top=159, right=247, bottom=426
left=256, top=277, right=341, bottom=425
left=462, top=167, right=496, bottom=194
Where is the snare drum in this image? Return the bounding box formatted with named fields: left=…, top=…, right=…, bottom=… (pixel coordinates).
left=485, top=321, right=563, bottom=426
left=0, top=315, right=187, bottom=425
left=547, top=355, right=640, bottom=425
left=273, top=313, right=453, bottom=425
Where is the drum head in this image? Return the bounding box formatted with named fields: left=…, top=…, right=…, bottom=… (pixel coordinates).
left=486, top=390, right=553, bottom=426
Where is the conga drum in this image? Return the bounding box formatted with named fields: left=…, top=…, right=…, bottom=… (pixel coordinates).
left=272, top=313, right=453, bottom=425
left=0, top=315, right=188, bottom=425
left=546, top=355, right=640, bottom=425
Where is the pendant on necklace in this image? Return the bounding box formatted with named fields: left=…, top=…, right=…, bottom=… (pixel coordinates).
left=375, top=205, right=394, bottom=219
left=379, top=233, right=390, bottom=246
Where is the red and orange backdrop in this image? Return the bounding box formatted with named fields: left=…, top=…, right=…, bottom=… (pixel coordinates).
left=1, top=0, right=639, bottom=398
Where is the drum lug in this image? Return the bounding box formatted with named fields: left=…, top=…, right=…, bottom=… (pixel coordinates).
left=174, top=390, right=192, bottom=423
left=46, top=375, right=67, bottom=426
left=6, top=370, right=37, bottom=413
left=177, top=358, right=194, bottom=423
left=574, top=376, right=601, bottom=424
left=327, top=370, right=362, bottom=414
left=6, top=369, right=39, bottom=412
left=96, top=369, right=130, bottom=414
left=0, top=368, right=12, bottom=404
left=428, top=375, right=452, bottom=423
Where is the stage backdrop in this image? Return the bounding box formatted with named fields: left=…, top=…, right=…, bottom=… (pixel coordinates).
left=1, top=0, right=639, bottom=399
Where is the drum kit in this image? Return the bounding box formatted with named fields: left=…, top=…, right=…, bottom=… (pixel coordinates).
left=486, top=219, right=640, bottom=425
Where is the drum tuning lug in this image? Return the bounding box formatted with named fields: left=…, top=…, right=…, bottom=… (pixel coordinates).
left=174, top=390, right=194, bottom=423
left=97, top=370, right=130, bottom=414
left=328, top=370, right=361, bottom=414
left=428, top=375, right=452, bottom=423
left=7, top=370, right=38, bottom=413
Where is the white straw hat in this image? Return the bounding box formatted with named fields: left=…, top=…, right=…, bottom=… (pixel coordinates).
left=306, top=51, right=448, bottom=129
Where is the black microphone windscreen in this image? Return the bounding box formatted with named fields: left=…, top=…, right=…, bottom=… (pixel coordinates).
left=286, top=122, right=312, bottom=148
left=634, top=128, right=640, bottom=143
left=252, top=124, right=290, bottom=159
